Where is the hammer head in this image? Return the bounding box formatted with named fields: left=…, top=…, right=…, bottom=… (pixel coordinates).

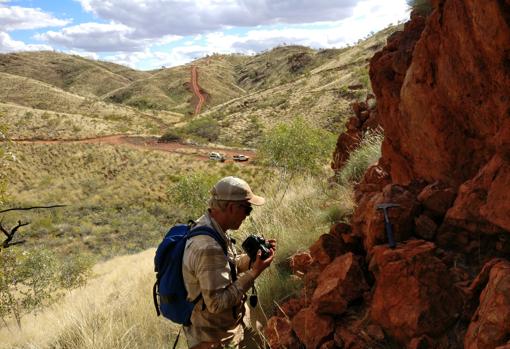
left=376, top=203, right=400, bottom=210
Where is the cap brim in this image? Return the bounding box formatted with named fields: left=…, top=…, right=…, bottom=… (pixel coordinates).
left=247, top=195, right=265, bottom=206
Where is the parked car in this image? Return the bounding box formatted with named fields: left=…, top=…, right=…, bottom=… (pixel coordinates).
left=209, top=152, right=225, bottom=162
left=232, top=154, right=249, bottom=162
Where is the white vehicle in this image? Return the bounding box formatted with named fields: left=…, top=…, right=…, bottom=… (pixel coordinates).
left=209, top=152, right=225, bottom=162
left=232, top=154, right=249, bottom=162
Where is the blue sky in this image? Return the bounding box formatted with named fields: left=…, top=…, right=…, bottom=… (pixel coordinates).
left=0, top=0, right=410, bottom=70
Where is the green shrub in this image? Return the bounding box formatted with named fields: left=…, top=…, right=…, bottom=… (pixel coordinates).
left=182, top=116, right=220, bottom=142
left=58, top=253, right=94, bottom=289
left=159, top=131, right=182, bottom=143
left=257, top=117, right=336, bottom=176
left=0, top=247, right=92, bottom=327
left=407, top=0, right=432, bottom=15
left=167, top=172, right=220, bottom=219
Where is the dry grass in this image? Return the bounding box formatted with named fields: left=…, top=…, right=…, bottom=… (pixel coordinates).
left=4, top=142, right=271, bottom=257
left=0, top=249, right=184, bottom=349
left=0, top=100, right=181, bottom=141
left=0, top=171, right=355, bottom=349
left=234, top=173, right=355, bottom=313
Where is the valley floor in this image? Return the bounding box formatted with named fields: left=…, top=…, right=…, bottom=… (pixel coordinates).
left=12, top=135, right=256, bottom=163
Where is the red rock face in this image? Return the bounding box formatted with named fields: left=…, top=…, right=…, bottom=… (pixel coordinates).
left=352, top=184, right=420, bottom=253
left=380, top=1, right=510, bottom=188
left=369, top=240, right=463, bottom=345
left=291, top=307, right=334, bottom=349
left=268, top=1, right=510, bottom=347
left=446, top=155, right=510, bottom=234
left=311, top=253, right=368, bottom=315
left=465, top=261, right=510, bottom=349
left=331, top=96, right=379, bottom=174
left=265, top=316, right=299, bottom=349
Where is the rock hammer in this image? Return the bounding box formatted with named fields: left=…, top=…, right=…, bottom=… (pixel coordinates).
left=376, top=203, right=400, bottom=249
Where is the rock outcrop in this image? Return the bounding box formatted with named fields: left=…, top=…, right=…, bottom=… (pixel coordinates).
left=267, top=0, right=510, bottom=347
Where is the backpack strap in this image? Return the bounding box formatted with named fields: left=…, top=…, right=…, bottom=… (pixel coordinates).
left=187, top=225, right=239, bottom=320
left=187, top=225, right=237, bottom=281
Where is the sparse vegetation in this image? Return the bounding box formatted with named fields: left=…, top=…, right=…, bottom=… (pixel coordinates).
left=337, top=128, right=384, bottom=184
left=0, top=247, right=93, bottom=328
left=0, top=124, right=8, bottom=205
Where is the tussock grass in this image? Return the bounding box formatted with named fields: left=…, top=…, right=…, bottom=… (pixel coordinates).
left=236, top=174, right=355, bottom=313
left=4, top=143, right=270, bottom=258
left=337, top=128, right=384, bottom=184
left=1, top=173, right=355, bottom=348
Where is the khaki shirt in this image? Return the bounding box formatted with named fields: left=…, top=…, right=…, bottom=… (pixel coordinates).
left=182, top=212, right=255, bottom=347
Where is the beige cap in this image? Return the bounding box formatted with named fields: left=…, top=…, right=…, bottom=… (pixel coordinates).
left=211, top=176, right=265, bottom=205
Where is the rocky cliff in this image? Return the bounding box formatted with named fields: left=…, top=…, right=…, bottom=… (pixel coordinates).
left=267, top=1, right=510, bottom=348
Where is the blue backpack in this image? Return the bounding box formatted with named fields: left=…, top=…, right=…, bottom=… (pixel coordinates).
left=152, top=222, right=231, bottom=325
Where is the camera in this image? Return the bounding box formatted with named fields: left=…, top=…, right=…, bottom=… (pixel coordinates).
left=242, top=235, right=272, bottom=261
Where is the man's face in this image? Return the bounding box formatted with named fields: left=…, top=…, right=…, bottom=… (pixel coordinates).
left=228, top=201, right=252, bottom=230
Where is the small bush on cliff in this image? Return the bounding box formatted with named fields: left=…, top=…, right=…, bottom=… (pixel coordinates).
left=407, top=0, right=432, bottom=15
left=337, top=128, right=384, bottom=184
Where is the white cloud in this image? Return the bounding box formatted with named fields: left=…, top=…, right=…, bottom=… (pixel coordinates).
left=0, top=5, right=70, bottom=31
left=7, top=0, right=408, bottom=69
left=103, top=49, right=154, bottom=68
left=76, top=0, right=360, bottom=38
left=0, top=31, right=52, bottom=52
left=36, top=22, right=146, bottom=52
left=156, top=34, right=183, bottom=45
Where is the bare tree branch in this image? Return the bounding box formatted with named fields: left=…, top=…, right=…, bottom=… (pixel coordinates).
left=1, top=220, right=30, bottom=250
left=0, top=205, right=67, bottom=214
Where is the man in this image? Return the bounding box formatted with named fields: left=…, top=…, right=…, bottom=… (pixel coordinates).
left=182, top=176, right=276, bottom=348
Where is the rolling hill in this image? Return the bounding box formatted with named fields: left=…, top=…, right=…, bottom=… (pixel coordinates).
left=0, top=24, right=399, bottom=143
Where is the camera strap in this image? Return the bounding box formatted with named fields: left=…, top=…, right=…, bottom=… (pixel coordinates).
left=249, top=285, right=258, bottom=308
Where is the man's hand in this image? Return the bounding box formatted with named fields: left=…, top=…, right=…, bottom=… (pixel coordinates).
left=251, top=240, right=276, bottom=278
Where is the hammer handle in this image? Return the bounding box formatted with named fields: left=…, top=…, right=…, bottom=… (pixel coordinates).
left=385, top=221, right=396, bottom=249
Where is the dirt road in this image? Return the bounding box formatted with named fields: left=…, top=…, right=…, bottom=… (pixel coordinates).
left=14, top=135, right=256, bottom=162
left=191, top=66, right=206, bottom=115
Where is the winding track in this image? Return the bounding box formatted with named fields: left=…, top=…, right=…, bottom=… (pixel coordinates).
left=191, top=65, right=206, bottom=115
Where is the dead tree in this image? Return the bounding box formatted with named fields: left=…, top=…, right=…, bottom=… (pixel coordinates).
left=0, top=205, right=66, bottom=251
left=1, top=220, right=29, bottom=250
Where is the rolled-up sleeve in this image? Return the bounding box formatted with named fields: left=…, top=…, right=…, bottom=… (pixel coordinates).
left=235, top=253, right=251, bottom=273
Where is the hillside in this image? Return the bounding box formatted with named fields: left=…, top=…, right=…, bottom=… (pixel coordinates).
left=0, top=72, right=179, bottom=139
left=201, top=28, right=390, bottom=145
left=0, top=26, right=398, bottom=144
left=0, top=51, right=151, bottom=98
left=104, top=54, right=248, bottom=114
